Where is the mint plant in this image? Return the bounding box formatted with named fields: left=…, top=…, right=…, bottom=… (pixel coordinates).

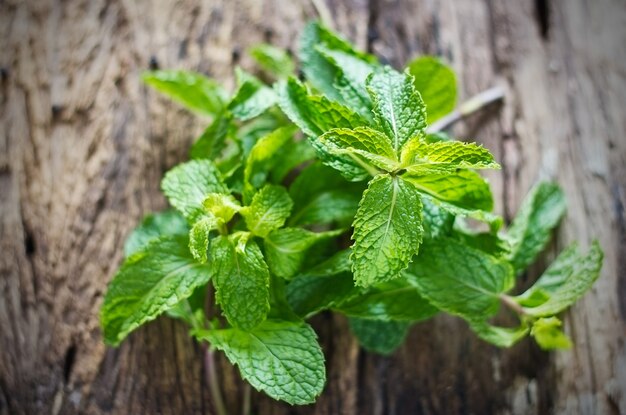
left=101, top=21, right=603, bottom=407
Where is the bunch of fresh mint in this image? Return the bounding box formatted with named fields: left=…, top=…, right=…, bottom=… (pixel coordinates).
left=100, top=22, right=603, bottom=405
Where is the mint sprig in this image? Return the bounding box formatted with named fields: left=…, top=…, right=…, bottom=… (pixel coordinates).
left=100, top=21, right=603, bottom=407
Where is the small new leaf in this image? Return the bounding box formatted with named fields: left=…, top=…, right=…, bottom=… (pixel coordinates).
left=248, top=44, right=295, bottom=79
left=531, top=317, right=572, bottom=350
left=228, top=75, right=278, bottom=121
left=161, top=159, right=228, bottom=222
left=401, top=139, right=499, bottom=171
left=195, top=320, right=326, bottom=404
left=351, top=175, right=423, bottom=287
left=244, top=126, right=297, bottom=190
left=142, top=70, right=227, bottom=116
left=241, top=185, right=293, bottom=238
left=189, top=216, right=216, bottom=263
left=320, top=127, right=399, bottom=172
left=202, top=193, right=241, bottom=223
left=367, top=67, right=427, bottom=153
left=210, top=235, right=270, bottom=330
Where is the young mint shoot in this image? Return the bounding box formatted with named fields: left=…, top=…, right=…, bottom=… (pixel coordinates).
left=100, top=21, right=603, bottom=406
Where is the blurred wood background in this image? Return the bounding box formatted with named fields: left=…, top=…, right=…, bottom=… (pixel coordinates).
left=1, top=0, right=625, bottom=414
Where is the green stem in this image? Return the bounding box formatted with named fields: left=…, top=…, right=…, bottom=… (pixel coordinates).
left=204, top=343, right=228, bottom=415
left=500, top=294, right=527, bottom=317
left=426, top=86, right=505, bottom=134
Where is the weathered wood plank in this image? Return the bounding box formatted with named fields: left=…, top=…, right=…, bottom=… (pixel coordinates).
left=0, top=0, right=624, bottom=414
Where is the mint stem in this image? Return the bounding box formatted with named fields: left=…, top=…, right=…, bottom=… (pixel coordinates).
left=426, top=86, right=504, bottom=134
left=500, top=294, right=527, bottom=316
left=242, top=384, right=251, bottom=415
left=204, top=343, right=228, bottom=415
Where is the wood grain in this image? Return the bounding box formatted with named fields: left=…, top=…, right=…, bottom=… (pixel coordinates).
left=1, top=0, right=624, bottom=414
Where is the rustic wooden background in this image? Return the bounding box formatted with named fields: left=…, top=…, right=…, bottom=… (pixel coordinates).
left=1, top=0, right=625, bottom=414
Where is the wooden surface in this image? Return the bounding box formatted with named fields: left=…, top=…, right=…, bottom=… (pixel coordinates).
left=1, top=0, right=625, bottom=414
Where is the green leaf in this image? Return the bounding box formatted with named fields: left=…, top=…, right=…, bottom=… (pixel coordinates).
left=264, top=228, right=342, bottom=279
left=507, top=182, right=567, bottom=273
left=161, top=159, right=228, bottom=222
left=351, top=175, right=424, bottom=287
left=202, top=193, right=241, bottom=223
left=270, top=139, right=317, bottom=183
left=188, top=216, right=215, bottom=263
left=101, top=235, right=211, bottom=345
left=520, top=241, right=603, bottom=317
left=409, top=238, right=514, bottom=319
left=367, top=67, right=427, bottom=153
left=190, top=113, right=234, bottom=160
left=195, top=320, right=325, bottom=405
left=210, top=235, right=270, bottom=330
left=349, top=318, right=411, bottom=355
left=401, top=140, right=499, bottom=171
left=299, top=21, right=376, bottom=103
left=335, top=274, right=438, bottom=321
left=228, top=77, right=278, bottom=121
left=244, top=126, right=297, bottom=190
left=276, top=78, right=370, bottom=181
left=402, top=170, right=494, bottom=212
left=248, top=44, right=295, bottom=79
left=468, top=320, right=529, bottom=347
left=289, top=162, right=363, bottom=227
left=124, top=210, right=189, bottom=257
left=422, top=194, right=503, bottom=230
left=421, top=197, right=454, bottom=239
left=531, top=317, right=572, bottom=350
left=406, top=56, right=457, bottom=123
left=241, top=185, right=293, bottom=238
left=317, top=47, right=377, bottom=118
left=452, top=229, right=511, bottom=258
left=320, top=127, right=399, bottom=172
left=142, top=70, right=227, bottom=116
left=286, top=251, right=355, bottom=317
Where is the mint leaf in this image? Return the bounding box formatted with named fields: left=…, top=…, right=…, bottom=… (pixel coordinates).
left=286, top=251, right=355, bottom=317
left=336, top=275, right=438, bottom=321
left=228, top=76, right=278, bottom=121
left=406, top=56, right=456, bottom=123
left=161, top=159, right=228, bottom=222
left=202, top=193, right=241, bottom=223
left=320, top=127, right=399, bottom=171
left=299, top=21, right=375, bottom=103
left=367, top=67, right=427, bottom=153
left=401, top=140, right=499, bottom=171
left=190, top=113, right=234, bottom=160
left=351, top=175, right=423, bottom=287
left=248, top=44, right=295, bottom=79
left=349, top=318, right=411, bottom=355
left=531, top=317, right=572, bottom=350
left=210, top=234, right=270, bottom=330
left=409, top=238, right=514, bottom=319
left=521, top=241, right=603, bottom=317
left=468, top=320, right=529, bottom=347
left=142, top=70, right=227, bottom=116
left=276, top=78, right=371, bottom=181
left=241, top=185, right=293, bottom=238
left=195, top=320, right=325, bottom=405
left=124, top=210, right=189, bottom=257
left=289, top=162, right=363, bottom=227
left=189, top=216, right=216, bottom=263
left=264, top=228, right=342, bottom=279
left=423, top=194, right=503, bottom=229
left=421, top=197, right=454, bottom=239
left=270, top=139, right=317, bottom=182
left=402, top=170, right=494, bottom=212
left=244, top=126, right=297, bottom=190
left=317, top=47, right=377, bottom=118
left=101, top=235, right=211, bottom=345
left=507, top=182, right=567, bottom=273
